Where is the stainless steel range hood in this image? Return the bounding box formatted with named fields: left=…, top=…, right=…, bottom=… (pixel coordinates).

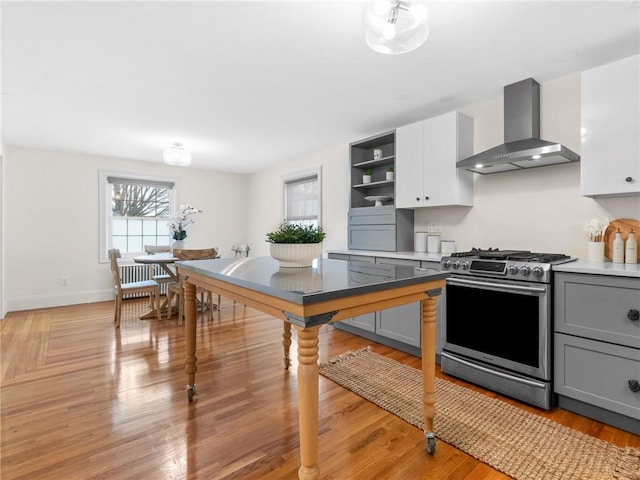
left=457, top=78, right=579, bottom=174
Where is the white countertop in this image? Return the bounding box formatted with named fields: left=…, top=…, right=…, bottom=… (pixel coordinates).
left=327, top=249, right=444, bottom=263
left=553, top=259, right=640, bottom=278
left=328, top=250, right=640, bottom=278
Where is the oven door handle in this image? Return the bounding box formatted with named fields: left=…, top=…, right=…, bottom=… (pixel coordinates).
left=441, top=352, right=548, bottom=389
left=447, top=277, right=547, bottom=294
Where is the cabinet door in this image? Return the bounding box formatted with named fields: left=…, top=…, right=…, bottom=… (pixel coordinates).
left=396, top=112, right=473, bottom=208
left=423, top=111, right=474, bottom=207
left=555, top=273, right=640, bottom=349
left=374, top=257, right=421, bottom=347
left=328, top=253, right=376, bottom=331
left=396, top=120, right=425, bottom=208
left=581, top=54, right=640, bottom=196
left=555, top=333, right=640, bottom=420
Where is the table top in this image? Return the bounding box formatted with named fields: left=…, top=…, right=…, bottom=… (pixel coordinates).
left=175, top=257, right=448, bottom=306
left=133, top=253, right=177, bottom=264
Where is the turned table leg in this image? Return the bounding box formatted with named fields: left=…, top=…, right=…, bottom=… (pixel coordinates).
left=283, top=321, right=292, bottom=370
left=294, top=325, right=321, bottom=480
left=184, top=281, right=198, bottom=403
left=421, top=296, right=437, bottom=454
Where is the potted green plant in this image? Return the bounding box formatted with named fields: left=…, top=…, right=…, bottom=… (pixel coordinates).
left=266, top=223, right=326, bottom=267
left=386, top=166, right=394, bottom=181
left=363, top=169, right=373, bottom=184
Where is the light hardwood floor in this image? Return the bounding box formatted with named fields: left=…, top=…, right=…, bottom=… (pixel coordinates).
left=2, top=298, right=638, bottom=479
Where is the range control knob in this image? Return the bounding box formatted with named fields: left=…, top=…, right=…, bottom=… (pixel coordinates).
left=442, top=260, right=451, bottom=269
left=507, top=264, right=519, bottom=275
left=461, top=261, right=470, bottom=270
left=532, top=266, right=544, bottom=278
left=519, top=266, right=531, bottom=276
left=452, top=261, right=460, bottom=269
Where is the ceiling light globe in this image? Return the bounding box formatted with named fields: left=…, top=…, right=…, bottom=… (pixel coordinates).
left=362, top=0, right=430, bottom=55
left=163, top=142, right=192, bottom=166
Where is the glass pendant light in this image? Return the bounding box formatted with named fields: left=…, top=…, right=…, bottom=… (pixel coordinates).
left=362, top=0, right=429, bottom=55
left=163, top=142, right=192, bottom=166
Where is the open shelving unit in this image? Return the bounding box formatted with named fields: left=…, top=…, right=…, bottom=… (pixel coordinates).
left=350, top=131, right=396, bottom=209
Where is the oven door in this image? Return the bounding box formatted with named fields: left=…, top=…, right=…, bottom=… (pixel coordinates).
left=443, top=275, right=551, bottom=380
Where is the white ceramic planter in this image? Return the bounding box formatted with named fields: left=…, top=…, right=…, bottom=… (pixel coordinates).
left=362, top=175, right=372, bottom=184
left=170, top=239, right=186, bottom=253
left=270, top=243, right=323, bottom=267
left=386, top=171, right=394, bottom=181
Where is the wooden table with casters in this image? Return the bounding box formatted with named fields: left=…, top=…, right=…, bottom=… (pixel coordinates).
left=175, top=256, right=448, bottom=480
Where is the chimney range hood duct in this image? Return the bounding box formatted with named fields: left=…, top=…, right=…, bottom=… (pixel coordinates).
left=457, top=78, right=579, bottom=174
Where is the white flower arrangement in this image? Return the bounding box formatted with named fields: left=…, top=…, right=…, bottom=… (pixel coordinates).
left=168, top=204, right=203, bottom=240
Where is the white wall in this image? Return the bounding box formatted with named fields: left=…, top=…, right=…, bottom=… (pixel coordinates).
left=0, top=138, right=5, bottom=319
left=4, top=146, right=248, bottom=312
left=246, top=144, right=350, bottom=257
left=247, top=72, right=640, bottom=260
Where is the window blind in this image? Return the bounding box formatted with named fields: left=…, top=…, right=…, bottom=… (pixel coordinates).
left=107, top=176, right=175, bottom=189
left=285, top=174, right=318, bottom=222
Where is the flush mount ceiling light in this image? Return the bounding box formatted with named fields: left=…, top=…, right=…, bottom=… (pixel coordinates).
left=163, top=142, right=191, bottom=166
left=362, top=0, right=429, bottom=55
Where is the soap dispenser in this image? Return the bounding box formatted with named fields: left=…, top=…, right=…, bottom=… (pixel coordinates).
left=625, top=229, right=637, bottom=264
left=612, top=229, right=624, bottom=263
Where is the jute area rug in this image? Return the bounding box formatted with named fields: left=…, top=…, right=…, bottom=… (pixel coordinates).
left=319, top=347, right=640, bottom=480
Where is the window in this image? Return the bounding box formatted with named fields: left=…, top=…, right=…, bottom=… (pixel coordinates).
left=282, top=167, right=322, bottom=227
left=99, top=172, right=176, bottom=262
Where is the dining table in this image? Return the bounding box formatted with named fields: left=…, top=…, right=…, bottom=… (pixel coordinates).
left=175, top=256, right=448, bottom=480
left=133, top=253, right=178, bottom=319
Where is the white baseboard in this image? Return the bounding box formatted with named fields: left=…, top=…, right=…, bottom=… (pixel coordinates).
left=5, top=289, right=114, bottom=313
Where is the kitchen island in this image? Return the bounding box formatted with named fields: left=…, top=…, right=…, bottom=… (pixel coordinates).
left=175, top=256, right=448, bottom=480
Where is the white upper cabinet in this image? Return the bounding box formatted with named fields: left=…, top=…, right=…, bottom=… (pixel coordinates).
left=581, top=54, right=640, bottom=197
left=396, top=111, right=474, bottom=208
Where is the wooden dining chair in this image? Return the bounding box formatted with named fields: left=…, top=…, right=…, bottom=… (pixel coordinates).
left=167, top=248, right=218, bottom=325
left=108, top=248, right=162, bottom=328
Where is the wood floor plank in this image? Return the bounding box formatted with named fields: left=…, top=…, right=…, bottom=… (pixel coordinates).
left=1, top=298, right=638, bottom=479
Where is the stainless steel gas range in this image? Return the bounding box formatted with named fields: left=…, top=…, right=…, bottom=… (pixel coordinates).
left=440, top=248, right=577, bottom=410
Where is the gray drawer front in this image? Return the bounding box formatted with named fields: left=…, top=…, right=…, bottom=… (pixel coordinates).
left=555, top=273, right=640, bottom=348
left=554, top=333, right=640, bottom=420
left=348, top=225, right=396, bottom=251
left=327, top=253, right=350, bottom=261
left=348, top=255, right=375, bottom=263
left=375, top=257, right=421, bottom=267
left=348, top=206, right=396, bottom=225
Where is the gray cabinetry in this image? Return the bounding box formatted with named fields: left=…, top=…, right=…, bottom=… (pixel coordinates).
left=327, top=253, right=443, bottom=359
left=349, top=131, right=414, bottom=252
left=375, top=257, right=422, bottom=347
left=554, top=272, right=640, bottom=434
left=347, top=206, right=414, bottom=252
left=350, top=131, right=396, bottom=209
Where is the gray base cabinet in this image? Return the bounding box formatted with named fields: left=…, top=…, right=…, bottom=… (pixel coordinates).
left=374, top=257, right=422, bottom=347
left=328, top=253, right=443, bottom=358
left=554, top=272, right=640, bottom=434
left=347, top=206, right=414, bottom=252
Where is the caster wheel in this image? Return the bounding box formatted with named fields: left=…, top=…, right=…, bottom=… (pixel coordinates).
left=426, top=434, right=436, bottom=455
left=187, top=385, right=197, bottom=403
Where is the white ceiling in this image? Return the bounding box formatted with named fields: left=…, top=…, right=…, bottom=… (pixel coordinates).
left=2, top=1, right=639, bottom=173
